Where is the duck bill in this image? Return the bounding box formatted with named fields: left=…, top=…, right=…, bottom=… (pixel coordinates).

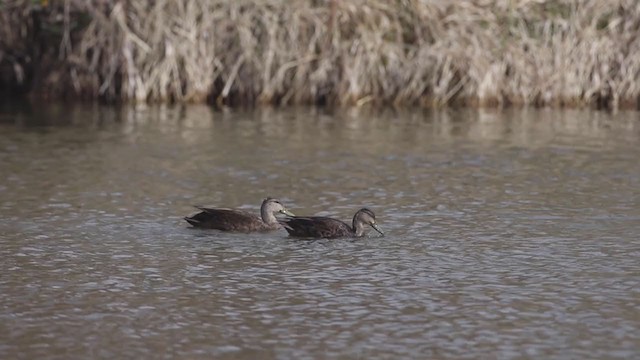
left=370, top=223, right=384, bottom=236
left=280, top=209, right=295, bottom=217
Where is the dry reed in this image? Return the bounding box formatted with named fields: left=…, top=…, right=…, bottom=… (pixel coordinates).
left=1, top=0, right=639, bottom=109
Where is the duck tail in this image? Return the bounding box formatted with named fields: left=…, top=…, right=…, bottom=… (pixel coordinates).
left=184, top=216, right=200, bottom=226
left=277, top=218, right=293, bottom=231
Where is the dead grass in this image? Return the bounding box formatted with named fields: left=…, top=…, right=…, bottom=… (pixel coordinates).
left=1, top=0, right=639, bottom=109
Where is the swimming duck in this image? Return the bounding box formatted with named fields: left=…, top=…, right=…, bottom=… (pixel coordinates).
left=184, top=197, right=294, bottom=232
left=278, top=208, right=384, bottom=239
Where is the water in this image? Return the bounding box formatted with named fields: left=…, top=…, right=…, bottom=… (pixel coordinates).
left=1, top=105, right=639, bottom=359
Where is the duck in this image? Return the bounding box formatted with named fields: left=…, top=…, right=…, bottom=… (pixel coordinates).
left=278, top=208, right=384, bottom=239
left=184, top=197, right=294, bottom=232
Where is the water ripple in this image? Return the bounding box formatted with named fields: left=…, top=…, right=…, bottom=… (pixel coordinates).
left=1, top=108, right=639, bottom=359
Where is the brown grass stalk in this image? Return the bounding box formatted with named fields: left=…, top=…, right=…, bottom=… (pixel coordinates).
left=0, top=0, right=639, bottom=109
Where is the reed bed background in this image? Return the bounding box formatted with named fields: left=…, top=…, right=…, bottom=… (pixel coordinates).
left=1, top=0, right=639, bottom=108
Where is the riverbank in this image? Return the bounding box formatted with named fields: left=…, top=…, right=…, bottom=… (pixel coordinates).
left=1, top=0, right=639, bottom=109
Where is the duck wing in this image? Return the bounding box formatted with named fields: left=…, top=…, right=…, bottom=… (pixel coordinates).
left=185, top=207, right=268, bottom=232
left=279, top=216, right=353, bottom=239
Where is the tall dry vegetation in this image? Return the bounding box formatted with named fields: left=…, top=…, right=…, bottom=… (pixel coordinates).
left=1, top=0, right=639, bottom=108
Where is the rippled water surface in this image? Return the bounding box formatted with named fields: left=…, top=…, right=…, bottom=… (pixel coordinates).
left=1, top=105, right=639, bottom=359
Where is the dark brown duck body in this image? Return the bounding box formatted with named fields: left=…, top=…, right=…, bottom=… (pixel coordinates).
left=279, top=208, right=384, bottom=239
left=185, top=198, right=294, bottom=233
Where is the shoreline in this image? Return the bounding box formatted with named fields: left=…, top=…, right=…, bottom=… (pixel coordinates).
left=1, top=1, right=639, bottom=110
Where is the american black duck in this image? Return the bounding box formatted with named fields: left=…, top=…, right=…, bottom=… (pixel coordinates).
left=184, top=197, right=294, bottom=232
left=278, top=208, right=384, bottom=239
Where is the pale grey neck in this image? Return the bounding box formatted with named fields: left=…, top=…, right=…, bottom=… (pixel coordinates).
left=261, top=207, right=277, bottom=224
left=353, top=219, right=366, bottom=237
